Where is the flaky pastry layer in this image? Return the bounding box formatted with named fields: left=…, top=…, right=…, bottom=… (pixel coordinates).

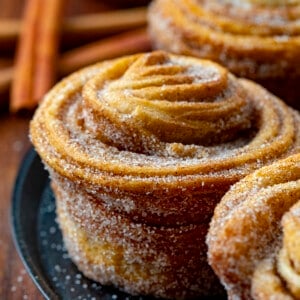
left=30, top=51, right=300, bottom=299
left=148, top=0, right=300, bottom=80
left=30, top=51, right=300, bottom=225
left=54, top=178, right=222, bottom=299
left=207, top=153, right=300, bottom=299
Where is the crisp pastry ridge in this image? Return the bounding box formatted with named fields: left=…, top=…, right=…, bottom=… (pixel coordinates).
left=148, top=0, right=300, bottom=107
left=30, top=51, right=300, bottom=299
left=207, top=153, right=300, bottom=300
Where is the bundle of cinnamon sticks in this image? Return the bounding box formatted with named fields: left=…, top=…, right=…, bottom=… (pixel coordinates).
left=0, top=0, right=151, bottom=112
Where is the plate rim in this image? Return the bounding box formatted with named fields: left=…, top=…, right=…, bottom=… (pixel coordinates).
left=10, top=148, right=225, bottom=300
left=10, top=148, right=58, bottom=300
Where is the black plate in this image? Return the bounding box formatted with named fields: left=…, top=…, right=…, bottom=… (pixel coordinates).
left=11, top=149, right=154, bottom=300
left=11, top=149, right=224, bottom=300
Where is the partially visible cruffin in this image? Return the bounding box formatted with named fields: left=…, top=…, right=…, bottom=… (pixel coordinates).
left=207, top=153, right=300, bottom=299
left=148, top=0, right=300, bottom=107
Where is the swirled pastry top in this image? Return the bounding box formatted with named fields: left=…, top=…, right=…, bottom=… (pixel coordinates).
left=30, top=51, right=300, bottom=193
left=148, top=0, right=300, bottom=78
left=207, top=153, right=300, bottom=299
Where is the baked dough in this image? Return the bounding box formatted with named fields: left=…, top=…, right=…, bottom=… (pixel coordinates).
left=207, top=153, right=300, bottom=299
left=30, top=51, right=300, bottom=299
left=148, top=0, right=300, bottom=107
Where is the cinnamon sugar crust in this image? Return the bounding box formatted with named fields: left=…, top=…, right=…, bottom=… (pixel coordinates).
left=148, top=0, right=300, bottom=107
left=30, top=51, right=300, bottom=299
left=207, top=154, right=300, bottom=299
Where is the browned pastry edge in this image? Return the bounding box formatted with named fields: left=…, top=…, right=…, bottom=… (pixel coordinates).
left=207, top=153, right=300, bottom=299
left=148, top=0, right=300, bottom=108
left=53, top=178, right=225, bottom=299
left=29, top=51, right=300, bottom=299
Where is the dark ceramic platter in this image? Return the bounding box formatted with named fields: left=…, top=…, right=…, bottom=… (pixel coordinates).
left=11, top=149, right=224, bottom=300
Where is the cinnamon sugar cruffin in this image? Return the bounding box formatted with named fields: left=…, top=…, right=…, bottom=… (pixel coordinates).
left=148, top=0, right=300, bottom=108
left=30, top=51, right=300, bottom=299
left=148, top=0, right=300, bottom=79
left=207, top=153, right=300, bottom=299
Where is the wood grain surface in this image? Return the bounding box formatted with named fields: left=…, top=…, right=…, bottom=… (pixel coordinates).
left=0, top=1, right=148, bottom=299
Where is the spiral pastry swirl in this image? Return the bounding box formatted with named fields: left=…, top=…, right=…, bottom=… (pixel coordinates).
left=30, top=51, right=300, bottom=299
left=148, top=0, right=300, bottom=107
left=207, top=153, right=300, bottom=299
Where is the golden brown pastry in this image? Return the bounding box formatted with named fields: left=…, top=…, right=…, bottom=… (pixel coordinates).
left=148, top=0, right=300, bottom=108
left=30, top=51, right=300, bottom=299
left=207, top=153, right=300, bottom=299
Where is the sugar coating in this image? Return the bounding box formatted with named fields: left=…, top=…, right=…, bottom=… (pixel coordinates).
left=148, top=0, right=300, bottom=80
left=30, top=51, right=300, bottom=299
left=207, top=153, right=300, bottom=299
left=53, top=179, right=224, bottom=299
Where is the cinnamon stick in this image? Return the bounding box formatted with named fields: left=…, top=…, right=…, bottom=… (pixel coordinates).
left=59, top=27, right=151, bottom=75
left=10, top=0, right=40, bottom=112
left=2, top=29, right=151, bottom=101
left=0, top=7, right=147, bottom=50
left=64, top=7, right=147, bottom=37
left=0, top=66, right=13, bottom=95
left=0, top=19, right=19, bottom=48
left=10, top=0, right=65, bottom=112
left=33, top=0, right=64, bottom=102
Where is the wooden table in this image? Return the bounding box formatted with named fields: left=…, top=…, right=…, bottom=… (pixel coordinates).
left=0, top=114, right=34, bottom=300
left=0, top=6, right=38, bottom=299
left=0, top=1, right=147, bottom=299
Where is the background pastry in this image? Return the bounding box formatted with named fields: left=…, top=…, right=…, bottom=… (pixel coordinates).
left=207, top=153, right=300, bottom=299
left=30, top=51, right=300, bottom=299
left=148, top=0, right=300, bottom=109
